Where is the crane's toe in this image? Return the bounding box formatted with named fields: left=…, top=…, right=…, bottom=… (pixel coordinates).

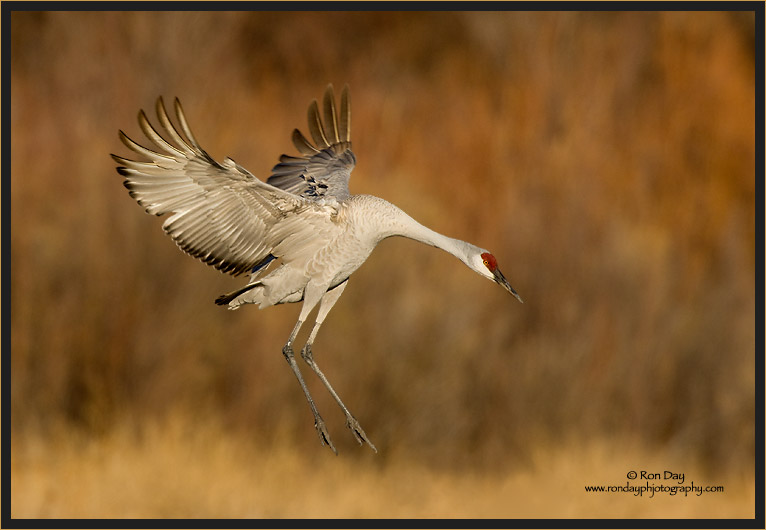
left=314, top=417, right=338, bottom=455
left=346, top=416, right=377, bottom=453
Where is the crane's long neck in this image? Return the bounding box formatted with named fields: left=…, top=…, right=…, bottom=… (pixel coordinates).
left=369, top=197, right=474, bottom=264
left=395, top=218, right=469, bottom=259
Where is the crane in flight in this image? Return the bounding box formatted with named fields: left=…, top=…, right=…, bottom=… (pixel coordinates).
left=113, top=85, right=523, bottom=454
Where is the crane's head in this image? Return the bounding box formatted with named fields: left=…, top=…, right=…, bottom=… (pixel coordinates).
left=471, top=251, right=524, bottom=303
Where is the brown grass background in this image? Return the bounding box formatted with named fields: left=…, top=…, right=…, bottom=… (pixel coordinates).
left=9, top=10, right=756, bottom=518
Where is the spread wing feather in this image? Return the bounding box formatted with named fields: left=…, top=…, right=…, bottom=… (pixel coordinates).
left=267, top=84, right=356, bottom=201
left=113, top=96, right=328, bottom=277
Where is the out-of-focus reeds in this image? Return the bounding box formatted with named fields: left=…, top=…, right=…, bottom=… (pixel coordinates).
left=11, top=413, right=755, bottom=518
left=10, top=10, right=755, bottom=517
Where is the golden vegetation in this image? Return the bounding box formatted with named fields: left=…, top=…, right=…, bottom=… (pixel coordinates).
left=11, top=414, right=754, bottom=518
left=10, top=11, right=755, bottom=518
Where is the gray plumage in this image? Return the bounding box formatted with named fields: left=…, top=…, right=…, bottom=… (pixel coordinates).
left=114, top=84, right=523, bottom=454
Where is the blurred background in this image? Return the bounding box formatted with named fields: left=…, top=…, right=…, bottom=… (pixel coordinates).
left=10, top=10, right=756, bottom=518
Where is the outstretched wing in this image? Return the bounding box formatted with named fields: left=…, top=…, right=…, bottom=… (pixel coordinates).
left=113, top=97, right=317, bottom=277
left=267, top=84, right=356, bottom=201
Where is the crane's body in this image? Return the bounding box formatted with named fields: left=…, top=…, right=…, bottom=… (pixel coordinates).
left=221, top=194, right=490, bottom=310
left=114, top=85, right=522, bottom=454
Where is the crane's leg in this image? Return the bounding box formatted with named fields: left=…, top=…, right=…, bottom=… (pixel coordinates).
left=282, top=295, right=337, bottom=454
left=300, top=281, right=378, bottom=453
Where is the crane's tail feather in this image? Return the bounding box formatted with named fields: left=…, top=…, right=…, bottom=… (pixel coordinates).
left=215, top=282, right=262, bottom=307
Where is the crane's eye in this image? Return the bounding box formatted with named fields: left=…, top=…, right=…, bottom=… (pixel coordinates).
left=481, top=252, right=498, bottom=272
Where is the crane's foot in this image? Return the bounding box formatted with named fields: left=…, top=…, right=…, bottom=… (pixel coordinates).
left=346, top=415, right=377, bottom=453
left=314, top=415, right=338, bottom=455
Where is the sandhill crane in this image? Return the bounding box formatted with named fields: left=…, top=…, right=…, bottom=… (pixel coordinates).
left=113, top=84, right=523, bottom=454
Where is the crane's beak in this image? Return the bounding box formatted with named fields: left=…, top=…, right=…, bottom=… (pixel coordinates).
left=493, top=267, right=524, bottom=303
